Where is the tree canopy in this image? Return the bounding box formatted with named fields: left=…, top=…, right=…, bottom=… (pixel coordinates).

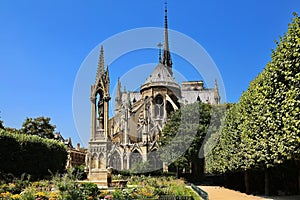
left=159, top=102, right=227, bottom=176
left=21, top=116, right=56, bottom=139
left=206, top=13, right=300, bottom=174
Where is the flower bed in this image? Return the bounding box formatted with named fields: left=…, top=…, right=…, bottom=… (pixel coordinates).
left=0, top=174, right=200, bottom=199
left=106, top=175, right=200, bottom=200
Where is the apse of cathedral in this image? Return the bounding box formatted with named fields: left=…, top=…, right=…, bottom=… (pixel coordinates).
left=86, top=4, right=220, bottom=181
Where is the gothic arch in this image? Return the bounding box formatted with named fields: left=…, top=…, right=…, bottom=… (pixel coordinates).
left=148, top=150, right=163, bottom=170
left=129, top=149, right=143, bottom=168
left=166, top=94, right=179, bottom=115
left=154, top=94, right=164, bottom=104
left=96, top=93, right=104, bottom=129
left=109, top=151, right=121, bottom=170
left=154, top=94, right=164, bottom=118
left=91, top=153, right=98, bottom=169
left=98, top=153, right=105, bottom=169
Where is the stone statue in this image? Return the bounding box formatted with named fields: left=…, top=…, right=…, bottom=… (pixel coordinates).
left=98, top=98, right=104, bottom=129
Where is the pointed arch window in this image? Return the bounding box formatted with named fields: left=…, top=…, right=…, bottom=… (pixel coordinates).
left=98, top=153, right=105, bottom=169
left=109, top=151, right=121, bottom=170
left=197, top=96, right=201, bottom=102
left=154, top=94, right=164, bottom=119
left=91, top=153, right=98, bottom=169
left=129, top=150, right=143, bottom=169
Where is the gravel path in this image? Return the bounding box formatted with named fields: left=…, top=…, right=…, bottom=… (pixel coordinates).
left=199, top=186, right=300, bottom=200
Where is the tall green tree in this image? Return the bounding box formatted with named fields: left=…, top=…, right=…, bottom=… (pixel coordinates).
left=206, top=13, right=300, bottom=195
left=21, top=116, right=56, bottom=139
left=205, top=103, right=242, bottom=174
left=159, top=102, right=226, bottom=178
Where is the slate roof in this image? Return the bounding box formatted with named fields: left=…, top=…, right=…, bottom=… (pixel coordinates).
left=144, top=63, right=175, bottom=84
left=140, top=63, right=180, bottom=92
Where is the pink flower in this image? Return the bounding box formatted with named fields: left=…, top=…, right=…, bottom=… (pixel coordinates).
left=104, top=194, right=113, bottom=199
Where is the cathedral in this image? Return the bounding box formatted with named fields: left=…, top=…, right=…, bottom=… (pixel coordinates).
left=86, top=5, right=220, bottom=182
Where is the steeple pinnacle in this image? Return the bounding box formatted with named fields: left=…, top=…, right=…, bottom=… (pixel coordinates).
left=96, top=45, right=105, bottom=81
left=162, top=1, right=173, bottom=75
left=214, top=79, right=220, bottom=104
left=116, top=78, right=122, bottom=100
left=115, top=77, right=122, bottom=111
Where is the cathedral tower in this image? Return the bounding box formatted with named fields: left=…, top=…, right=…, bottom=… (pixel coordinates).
left=85, top=2, right=220, bottom=176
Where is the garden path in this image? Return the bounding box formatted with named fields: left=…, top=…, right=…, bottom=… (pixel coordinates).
left=199, top=186, right=300, bottom=200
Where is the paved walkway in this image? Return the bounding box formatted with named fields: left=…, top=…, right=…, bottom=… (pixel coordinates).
left=199, top=186, right=300, bottom=200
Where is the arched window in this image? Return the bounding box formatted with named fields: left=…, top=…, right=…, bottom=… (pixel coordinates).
left=197, top=96, right=201, bottom=102
left=154, top=94, right=164, bottom=118
left=129, top=150, right=143, bottom=169
left=91, top=153, right=98, bottom=169
left=96, top=92, right=104, bottom=129
left=109, top=151, right=121, bottom=170
left=98, top=153, right=105, bottom=169
left=148, top=150, right=163, bottom=170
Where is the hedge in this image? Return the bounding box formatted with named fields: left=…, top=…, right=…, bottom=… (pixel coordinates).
left=0, top=129, right=67, bottom=179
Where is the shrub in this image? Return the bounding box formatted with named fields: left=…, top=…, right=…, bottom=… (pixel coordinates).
left=70, top=165, right=87, bottom=180
left=52, top=171, right=87, bottom=200
left=0, top=130, right=67, bottom=179
left=80, top=182, right=100, bottom=198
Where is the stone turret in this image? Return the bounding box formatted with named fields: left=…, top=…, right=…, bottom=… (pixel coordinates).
left=87, top=46, right=111, bottom=185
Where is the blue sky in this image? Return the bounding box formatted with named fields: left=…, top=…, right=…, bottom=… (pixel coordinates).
left=1, top=0, right=300, bottom=147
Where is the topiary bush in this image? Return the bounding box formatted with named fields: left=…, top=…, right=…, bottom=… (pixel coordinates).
left=0, top=130, right=67, bottom=179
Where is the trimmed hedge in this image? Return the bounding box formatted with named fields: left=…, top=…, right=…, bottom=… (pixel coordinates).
left=0, top=129, right=67, bottom=178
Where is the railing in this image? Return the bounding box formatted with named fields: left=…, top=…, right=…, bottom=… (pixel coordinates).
left=191, top=184, right=208, bottom=200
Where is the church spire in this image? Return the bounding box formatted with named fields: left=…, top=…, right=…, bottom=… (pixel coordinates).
left=96, top=45, right=105, bottom=81
left=116, top=77, right=122, bottom=100
left=162, top=1, right=173, bottom=75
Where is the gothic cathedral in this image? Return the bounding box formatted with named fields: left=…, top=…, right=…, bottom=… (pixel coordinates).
left=86, top=5, right=220, bottom=182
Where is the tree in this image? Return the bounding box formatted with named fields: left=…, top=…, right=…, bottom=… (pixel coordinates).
left=21, top=116, right=56, bottom=139
left=0, top=112, right=4, bottom=129
left=238, top=13, right=300, bottom=195
left=205, top=103, right=242, bottom=174
left=0, top=120, right=4, bottom=130
left=159, top=102, right=226, bottom=179
left=206, top=13, right=300, bottom=195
